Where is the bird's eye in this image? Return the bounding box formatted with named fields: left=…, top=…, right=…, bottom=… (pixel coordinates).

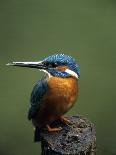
left=51, top=62, right=58, bottom=68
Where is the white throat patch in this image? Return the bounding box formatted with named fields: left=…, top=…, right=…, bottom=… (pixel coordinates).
left=65, top=69, right=78, bottom=79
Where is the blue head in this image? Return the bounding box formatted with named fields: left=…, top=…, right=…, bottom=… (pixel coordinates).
left=43, top=54, right=80, bottom=79
left=7, top=54, right=80, bottom=79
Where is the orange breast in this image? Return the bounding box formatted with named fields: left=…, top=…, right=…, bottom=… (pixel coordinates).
left=33, top=77, right=79, bottom=127
left=44, top=77, right=78, bottom=116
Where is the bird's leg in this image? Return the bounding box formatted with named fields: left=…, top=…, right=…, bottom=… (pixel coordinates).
left=60, top=116, right=72, bottom=125
left=46, top=125, right=62, bottom=132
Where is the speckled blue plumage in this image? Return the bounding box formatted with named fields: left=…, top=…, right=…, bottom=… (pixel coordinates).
left=44, top=54, right=80, bottom=78
left=28, top=78, right=48, bottom=120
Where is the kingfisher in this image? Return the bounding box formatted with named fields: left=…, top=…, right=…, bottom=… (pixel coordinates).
left=7, top=54, right=80, bottom=133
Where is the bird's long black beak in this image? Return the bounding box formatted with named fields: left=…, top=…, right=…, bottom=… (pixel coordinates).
left=6, top=61, right=47, bottom=69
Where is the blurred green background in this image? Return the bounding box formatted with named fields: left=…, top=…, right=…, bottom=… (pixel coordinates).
left=0, top=0, right=116, bottom=155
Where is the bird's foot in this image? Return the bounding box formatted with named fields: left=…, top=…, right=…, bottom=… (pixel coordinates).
left=60, top=116, right=72, bottom=125
left=46, top=125, right=62, bottom=132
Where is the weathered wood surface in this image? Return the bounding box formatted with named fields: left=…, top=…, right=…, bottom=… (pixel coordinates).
left=36, top=116, right=96, bottom=155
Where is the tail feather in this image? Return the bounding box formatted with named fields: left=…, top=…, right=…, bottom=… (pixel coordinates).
left=34, top=127, right=41, bottom=142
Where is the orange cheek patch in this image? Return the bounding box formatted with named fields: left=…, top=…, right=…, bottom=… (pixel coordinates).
left=56, top=66, right=69, bottom=72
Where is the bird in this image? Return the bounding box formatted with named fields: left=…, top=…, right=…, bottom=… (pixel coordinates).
left=7, top=54, right=80, bottom=134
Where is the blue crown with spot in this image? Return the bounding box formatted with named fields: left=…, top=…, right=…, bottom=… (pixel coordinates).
left=44, top=54, right=80, bottom=78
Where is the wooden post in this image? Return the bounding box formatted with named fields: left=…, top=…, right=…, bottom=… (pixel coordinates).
left=35, top=116, right=96, bottom=155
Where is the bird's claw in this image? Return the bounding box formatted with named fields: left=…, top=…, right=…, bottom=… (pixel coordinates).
left=46, top=125, right=62, bottom=132
left=60, top=116, right=72, bottom=125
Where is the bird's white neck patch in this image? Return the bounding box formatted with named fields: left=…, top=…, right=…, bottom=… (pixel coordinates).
left=65, top=69, right=78, bottom=79
left=39, top=69, right=52, bottom=78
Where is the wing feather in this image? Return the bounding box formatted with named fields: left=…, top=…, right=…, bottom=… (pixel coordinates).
left=28, top=79, right=48, bottom=120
